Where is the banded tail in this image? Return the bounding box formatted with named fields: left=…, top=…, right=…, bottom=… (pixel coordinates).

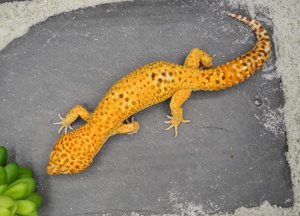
left=197, top=13, right=272, bottom=90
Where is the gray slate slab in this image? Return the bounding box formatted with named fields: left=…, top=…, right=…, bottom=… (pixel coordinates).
left=0, top=0, right=293, bottom=215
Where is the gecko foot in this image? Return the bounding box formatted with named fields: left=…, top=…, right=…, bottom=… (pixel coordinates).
left=53, top=113, right=74, bottom=134
left=126, top=117, right=139, bottom=135
left=164, top=115, right=190, bottom=138
left=199, top=53, right=216, bottom=69
left=116, top=116, right=140, bottom=135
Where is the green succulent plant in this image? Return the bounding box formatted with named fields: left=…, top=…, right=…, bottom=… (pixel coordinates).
left=0, top=146, right=42, bottom=216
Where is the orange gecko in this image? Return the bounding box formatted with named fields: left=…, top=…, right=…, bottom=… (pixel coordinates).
left=47, top=13, right=271, bottom=174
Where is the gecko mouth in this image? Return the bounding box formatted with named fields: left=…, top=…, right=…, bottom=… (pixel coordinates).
left=46, top=162, right=60, bottom=175
left=46, top=161, right=74, bottom=175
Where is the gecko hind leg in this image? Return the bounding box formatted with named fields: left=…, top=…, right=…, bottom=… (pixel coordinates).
left=184, top=47, right=215, bottom=69
left=164, top=48, right=214, bottom=137
left=53, top=105, right=92, bottom=134
left=164, top=89, right=191, bottom=137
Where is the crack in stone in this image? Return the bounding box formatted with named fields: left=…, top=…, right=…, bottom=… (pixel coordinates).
left=203, top=126, right=233, bottom=133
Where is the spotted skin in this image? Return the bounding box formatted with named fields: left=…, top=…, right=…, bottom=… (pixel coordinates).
left=47, top=13, right=271, bottom=174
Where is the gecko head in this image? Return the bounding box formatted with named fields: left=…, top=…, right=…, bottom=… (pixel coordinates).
left=46, top=132, right=94, bottom=175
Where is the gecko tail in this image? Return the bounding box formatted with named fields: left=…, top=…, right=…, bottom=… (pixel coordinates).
left=228, top=13, right=271, bottom=44
left=195, top=13, right=272, bottom=91
left=227, top=13, right=272, bottom=73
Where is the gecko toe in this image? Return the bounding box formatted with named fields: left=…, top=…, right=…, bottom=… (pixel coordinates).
left=165, top=125, right=174, bottom=131
left=125, top=116, right=135, bottom=124
left=174, top=127, right=178, bottom=138
left=58, top=126, right=64, bottom=134
left=58, top=113, right=63, bottom=120
left=53, top=121, right=62, bottom=125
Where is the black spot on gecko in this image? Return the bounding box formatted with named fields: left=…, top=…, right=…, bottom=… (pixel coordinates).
left=259, top=50, right=268, bottom=56
left=151, top=73, right=156, bottom=80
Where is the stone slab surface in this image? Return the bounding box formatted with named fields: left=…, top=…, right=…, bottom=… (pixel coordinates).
left=0, top=0, right=293, bottom=215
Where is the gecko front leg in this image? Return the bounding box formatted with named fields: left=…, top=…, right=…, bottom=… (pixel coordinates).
left=164, top=48, right=214, bottom=137
left=53, top=105, right=92, bottom=134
